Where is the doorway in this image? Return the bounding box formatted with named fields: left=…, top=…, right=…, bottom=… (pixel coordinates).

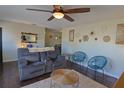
left=45, top=28, right=62, bottom=53
left=0, top=27, right=2, bottom=63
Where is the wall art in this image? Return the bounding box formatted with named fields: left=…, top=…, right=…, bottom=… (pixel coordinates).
left=21, top=32, right=37, bottom=43
left=94, top=37, right=98, bottom=41
left=79, top=39, right=82, bottom=43
left=116, top=24, right=124, bottom=44
left=90, top=31, right=95, bottom=35
left=69, top=29, right=74, bottom=41
left=103, top=35, right=111, bottom=42
left=83, top=35, right=89, bottom=42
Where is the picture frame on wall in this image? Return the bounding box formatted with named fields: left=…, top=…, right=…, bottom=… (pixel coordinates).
left=69, top=29, right=74, bottom=41
left=116, top=24, right=124, bottom=44
left=21, top=32, right=37, bottom=43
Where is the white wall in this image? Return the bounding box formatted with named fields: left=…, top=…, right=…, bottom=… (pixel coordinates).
left=61, top=19, right=124, bottom=78
left=0, top=20, right=45, bottom=62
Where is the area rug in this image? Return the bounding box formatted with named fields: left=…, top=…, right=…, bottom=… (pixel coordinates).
left=22, top=70, right=107, bottom=88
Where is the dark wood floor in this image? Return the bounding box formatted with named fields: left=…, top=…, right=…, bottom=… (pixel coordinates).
left=0, top=62, right=51, bottom=88
left=0, top=61, right=117, bottom=88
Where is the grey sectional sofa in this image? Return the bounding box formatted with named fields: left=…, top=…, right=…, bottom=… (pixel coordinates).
left=17, top=48, right=66, bottom=81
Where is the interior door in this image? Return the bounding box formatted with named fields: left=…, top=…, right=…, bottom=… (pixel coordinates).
left=0, top=28, right=2, bottom=63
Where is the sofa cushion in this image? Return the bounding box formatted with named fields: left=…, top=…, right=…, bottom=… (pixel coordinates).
left=31, top=61, right=45, bottom=66
left=40, top=52, right=47, bottom=62
left=47, top=51, right=57, bottom=59
left=24, top=54, right=39, bottom=62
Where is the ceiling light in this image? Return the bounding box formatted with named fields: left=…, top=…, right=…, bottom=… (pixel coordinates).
left=53, top=12, right=64, bottom=19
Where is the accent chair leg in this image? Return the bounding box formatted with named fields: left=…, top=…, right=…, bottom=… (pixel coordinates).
left=102, top=69, right=105, bottom=83
left=94, top=69, right=96, bottom=81
left=86, top=66, right=88, bottom=76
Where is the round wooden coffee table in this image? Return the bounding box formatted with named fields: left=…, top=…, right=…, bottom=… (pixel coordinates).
left=50, top=69, right=79, bottom=88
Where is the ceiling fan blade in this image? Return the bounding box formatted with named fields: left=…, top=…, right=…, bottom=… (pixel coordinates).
left=63, top=8, right=90, bottom=14
left=64, top=14, right=74, bottom=22
left=26, top=8, right=53, bottom=13
left=48, top=16, right=54, bottom=21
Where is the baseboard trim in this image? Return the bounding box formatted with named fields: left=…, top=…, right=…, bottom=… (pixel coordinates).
left=3, top=59, right=17, bottom=63
left=72, top=62, right=118, bottom=79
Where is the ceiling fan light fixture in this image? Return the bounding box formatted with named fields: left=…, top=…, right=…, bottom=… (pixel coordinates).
left=53, top=12, right=64, bottom=19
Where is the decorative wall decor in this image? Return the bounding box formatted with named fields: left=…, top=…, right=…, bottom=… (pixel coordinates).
left=94, top=37, right=98, bottom=41
left=79, top=39, right=82, bottom=43
left=83, top=35, right=89, bottom=42
left=116, top=24, right=124, bottom=44
left=69, top=29, right=74, bottom=41
left=90, top=31, right=94, bottom=35
left=21, top=32, right=37, bottom=43
left=103, top=35, right=111, bottom=42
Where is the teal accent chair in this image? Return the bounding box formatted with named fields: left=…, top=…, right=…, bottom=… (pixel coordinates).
left=87, top=56, right=107, bottom=82
left=70, top=51, right=88, bottom=72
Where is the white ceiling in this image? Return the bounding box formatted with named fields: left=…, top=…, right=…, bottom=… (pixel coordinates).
left=0, top=5, right=124, bottom=29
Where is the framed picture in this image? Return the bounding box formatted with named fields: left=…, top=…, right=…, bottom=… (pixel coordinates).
left=116, top=24, right=124, bottom=44
left=69, top=29, right=74, bottom=41
left=83, top=35, right=89, bottom=42
left=21, top=32, right=37, bottom=43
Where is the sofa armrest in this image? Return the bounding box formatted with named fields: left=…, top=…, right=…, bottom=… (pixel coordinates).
left=56, top=55, right=66, bottom=62
left=45, top=59, right=53, bottom=66
left=18, top=58, right=28, bottom=67
left=52, top=55, right=67, bottom=69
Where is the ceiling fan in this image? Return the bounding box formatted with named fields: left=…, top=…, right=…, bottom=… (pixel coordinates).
left=26, top=5, right=90, bottom=22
